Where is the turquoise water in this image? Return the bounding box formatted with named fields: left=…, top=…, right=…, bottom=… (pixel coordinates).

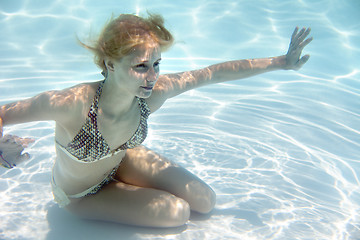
left=1, top=0, right=360, bottom=239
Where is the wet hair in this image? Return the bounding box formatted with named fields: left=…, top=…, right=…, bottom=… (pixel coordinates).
left=80, top=13, right=174, bottom=74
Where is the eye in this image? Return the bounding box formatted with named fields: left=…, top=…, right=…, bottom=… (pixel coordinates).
left=135, top=63, right=147, bottom=69
left=154, top=61, right=160, bottom=67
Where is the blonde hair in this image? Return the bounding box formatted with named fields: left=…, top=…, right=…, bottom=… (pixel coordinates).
left=80, top=13, right=174, bottom=74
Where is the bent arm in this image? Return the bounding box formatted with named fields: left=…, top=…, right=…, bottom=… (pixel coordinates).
left=0, top=86, right=85, bottom=168
left=0, top=92, right=58, bottom=168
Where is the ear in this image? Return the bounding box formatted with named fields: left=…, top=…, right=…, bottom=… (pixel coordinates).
left=105, top=60, right=115, bottom=72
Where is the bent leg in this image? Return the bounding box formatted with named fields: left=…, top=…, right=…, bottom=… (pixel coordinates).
left=65, top=181, right=190, bottom=228
left=116, top=145, right=216, bottom=214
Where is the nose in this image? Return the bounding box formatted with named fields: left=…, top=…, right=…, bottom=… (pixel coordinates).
left=147, top=67, right=158, bottom=82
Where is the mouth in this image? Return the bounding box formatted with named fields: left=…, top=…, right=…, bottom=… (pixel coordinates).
left=141, top=86, right=154, bottom=91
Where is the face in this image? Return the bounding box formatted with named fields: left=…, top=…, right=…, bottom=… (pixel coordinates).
left=110, top=43, right=161, bottom=98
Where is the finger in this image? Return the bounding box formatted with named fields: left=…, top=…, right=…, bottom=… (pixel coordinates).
left=2, top=135, right=34, bottom=148
left=292, top=27, right=306, bottom=46
left=11, top=135, right=24, bottom=143
left=291, top=26, right=299, bottom=42
left=24, top=138, right=35, bottom=144
left=296, top=55, right=310, bottom=69
left=16, top=152, right=31, bottom=166
left=296, top=27, right=306, bottom=40
left=18, top=138, right=35, bottom=147
left=297, top=27, right=311, bottom=44
left=300, top=54, right=310, bottom=64
left=299, top=36, right=313, bottom=49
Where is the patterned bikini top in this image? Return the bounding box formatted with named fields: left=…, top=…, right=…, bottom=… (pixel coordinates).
left=57, top=80, right=151, bottom=163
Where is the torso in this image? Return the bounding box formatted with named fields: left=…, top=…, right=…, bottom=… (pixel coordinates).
left=53, top=143, right=125, bottom=195
left=53, top=80, right=150, bottom=195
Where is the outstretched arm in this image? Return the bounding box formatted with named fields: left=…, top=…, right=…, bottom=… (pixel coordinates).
left=0, top=87, right=81, bottom=168
left=191, top=27, right=312, bottom=83
left=149, top=27, right=312, bottom=111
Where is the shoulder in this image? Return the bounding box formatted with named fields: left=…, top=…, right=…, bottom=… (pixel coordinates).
left=37, top=81, right=100, bottom=122
left=39, top=83, right=90, bottom=108
left=145, top=73, right=189, bottom=113
left=0, top=81, right=102, bottom=127
left=144, top=75, right=169, bottom=113
left=48, top=82, right=97, bottom=105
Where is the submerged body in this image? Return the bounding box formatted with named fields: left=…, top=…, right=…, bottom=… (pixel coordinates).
left=0, top=14, right=312, bottom=227
left=52, top=80, right=150, bottom=206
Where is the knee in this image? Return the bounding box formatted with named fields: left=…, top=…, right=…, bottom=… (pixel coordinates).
left=185, top=181, right=216, bottom=214
left=148, top=194, right=191, bottom=227
left=196, top=187, right=216, bottom=214
left=205, top=188, right=217, bottom=213
left=170, top=197, right=191, bottom=226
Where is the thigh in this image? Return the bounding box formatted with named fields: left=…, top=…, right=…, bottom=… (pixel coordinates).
left=65, top=181, right=190, bottom=228
left=116, top=145, right=216, bottom=214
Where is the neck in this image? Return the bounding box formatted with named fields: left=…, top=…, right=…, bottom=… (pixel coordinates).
left=98, top=76, right=136, bottom=118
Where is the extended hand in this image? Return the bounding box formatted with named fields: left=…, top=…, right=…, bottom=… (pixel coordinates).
left=0, top=135, right=35, bottom=169
left=285, top=27, right=313, bottom=70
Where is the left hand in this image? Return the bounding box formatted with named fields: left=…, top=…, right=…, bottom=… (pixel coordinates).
left=0, top=135, right=35, bottom=169
left=285, top=27, right=313, bottom=70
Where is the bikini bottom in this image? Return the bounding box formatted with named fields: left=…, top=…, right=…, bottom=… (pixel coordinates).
left=51, top=166, right=118, bottom=208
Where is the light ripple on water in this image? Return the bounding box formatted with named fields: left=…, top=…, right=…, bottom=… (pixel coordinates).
left=146, top=79, right=360, bottom=239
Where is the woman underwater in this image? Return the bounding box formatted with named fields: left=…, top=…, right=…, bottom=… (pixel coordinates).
left=0, top=13, right=312, bottom=227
